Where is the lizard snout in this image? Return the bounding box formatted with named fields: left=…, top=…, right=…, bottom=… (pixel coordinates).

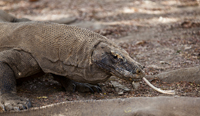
left=136, top=68, right=145, bottom=77
left=129, top=68, right=145, bottom=82
left=121, top=67, right=145, bottom=82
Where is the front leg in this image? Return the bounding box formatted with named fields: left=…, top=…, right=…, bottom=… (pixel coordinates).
left=52, top=74, right=102, bottom=93
left=0, top=62, right=31, bottom=111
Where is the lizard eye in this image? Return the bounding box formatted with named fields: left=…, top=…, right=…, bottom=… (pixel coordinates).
left=113, top=55, right=118, bottom=59
left=136, top=69, right=141, bottom=74
left=111, top=50, right=123, bottom=61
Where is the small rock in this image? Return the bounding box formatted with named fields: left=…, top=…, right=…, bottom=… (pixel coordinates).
left=111, top=81, right=130, bottom=92
left=118, top=91, right=124, bottom=95
left=147, top=65, right=165, bottom=70
left=135, top=40, right=146, bottom=46
left=184, top=45, right=192, bottom=50
left=132, top=81, right=140, bottom=90
left=160, top=61, right=170, bottom=65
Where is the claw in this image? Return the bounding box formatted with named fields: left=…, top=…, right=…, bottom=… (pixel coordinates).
left=88, top=87, right=94, bottom=93
left=72, top=83, right=76, bottom=92
left=72, top=81, right=102, bottom=93
left=72, top=83, right=94, bottom=93
left=95, top=85, right=102, bottom=93
left=91, top=85, right=102, bottom=93
left=83, top=84, right=94, bottom=93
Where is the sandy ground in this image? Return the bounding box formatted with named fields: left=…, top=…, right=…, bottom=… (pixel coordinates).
left=0, top=0, right=200, bottom=108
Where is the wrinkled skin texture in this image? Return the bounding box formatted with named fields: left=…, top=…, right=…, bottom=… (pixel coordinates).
left=0, top=10, right=145, bottom=111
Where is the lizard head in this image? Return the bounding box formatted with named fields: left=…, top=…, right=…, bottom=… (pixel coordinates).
left=92, top=42, right=145, bottom=82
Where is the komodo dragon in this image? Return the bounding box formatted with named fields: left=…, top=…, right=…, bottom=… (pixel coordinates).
left=0, top=11, right=145, bottom=111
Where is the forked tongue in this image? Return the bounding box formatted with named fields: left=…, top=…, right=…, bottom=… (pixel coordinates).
left=142, top=77, right=175, bottom=95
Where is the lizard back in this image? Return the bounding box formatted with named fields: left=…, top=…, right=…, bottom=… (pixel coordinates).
left=0, top=21, right=110, bottom=77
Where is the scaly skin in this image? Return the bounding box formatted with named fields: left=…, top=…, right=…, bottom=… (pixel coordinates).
left=0, top=10, right=145, bottom=112
left=92, top=42, right=145, bottom=82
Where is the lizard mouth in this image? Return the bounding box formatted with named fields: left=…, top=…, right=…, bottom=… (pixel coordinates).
left=92, top=50, right=145, bottom=82
left=95, top=62, right=144, bottom=82
left=110, top=68, right=144, bottom=82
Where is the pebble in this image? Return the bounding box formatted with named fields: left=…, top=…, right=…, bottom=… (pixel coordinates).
left=111, top=81, right=130, bottom=92
left=132, top=81, right=140, bottom=90
left=160, top=61, right=170, bottom=65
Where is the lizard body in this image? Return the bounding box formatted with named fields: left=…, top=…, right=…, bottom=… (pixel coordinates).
left=0, top=11, right=145, bottom=111
left=0, top=22, right=110, bottom=83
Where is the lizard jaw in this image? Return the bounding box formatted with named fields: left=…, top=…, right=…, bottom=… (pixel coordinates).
left=111, top=67, right=145, bottom=82
left=91, top=42, right=145, bottom=82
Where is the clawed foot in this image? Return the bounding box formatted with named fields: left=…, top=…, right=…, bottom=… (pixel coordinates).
left=52, top=75, right=102, bottom=93
left=72, top=81, right=102, bottom=93
left=0, top=93, right=31, bottom=111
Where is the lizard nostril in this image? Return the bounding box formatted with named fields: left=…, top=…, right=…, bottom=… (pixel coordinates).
left=137, top=70, right=141, bottom=74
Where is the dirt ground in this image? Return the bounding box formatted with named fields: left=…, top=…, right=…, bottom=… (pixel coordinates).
left=0, top=0, right=200, bottom=108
